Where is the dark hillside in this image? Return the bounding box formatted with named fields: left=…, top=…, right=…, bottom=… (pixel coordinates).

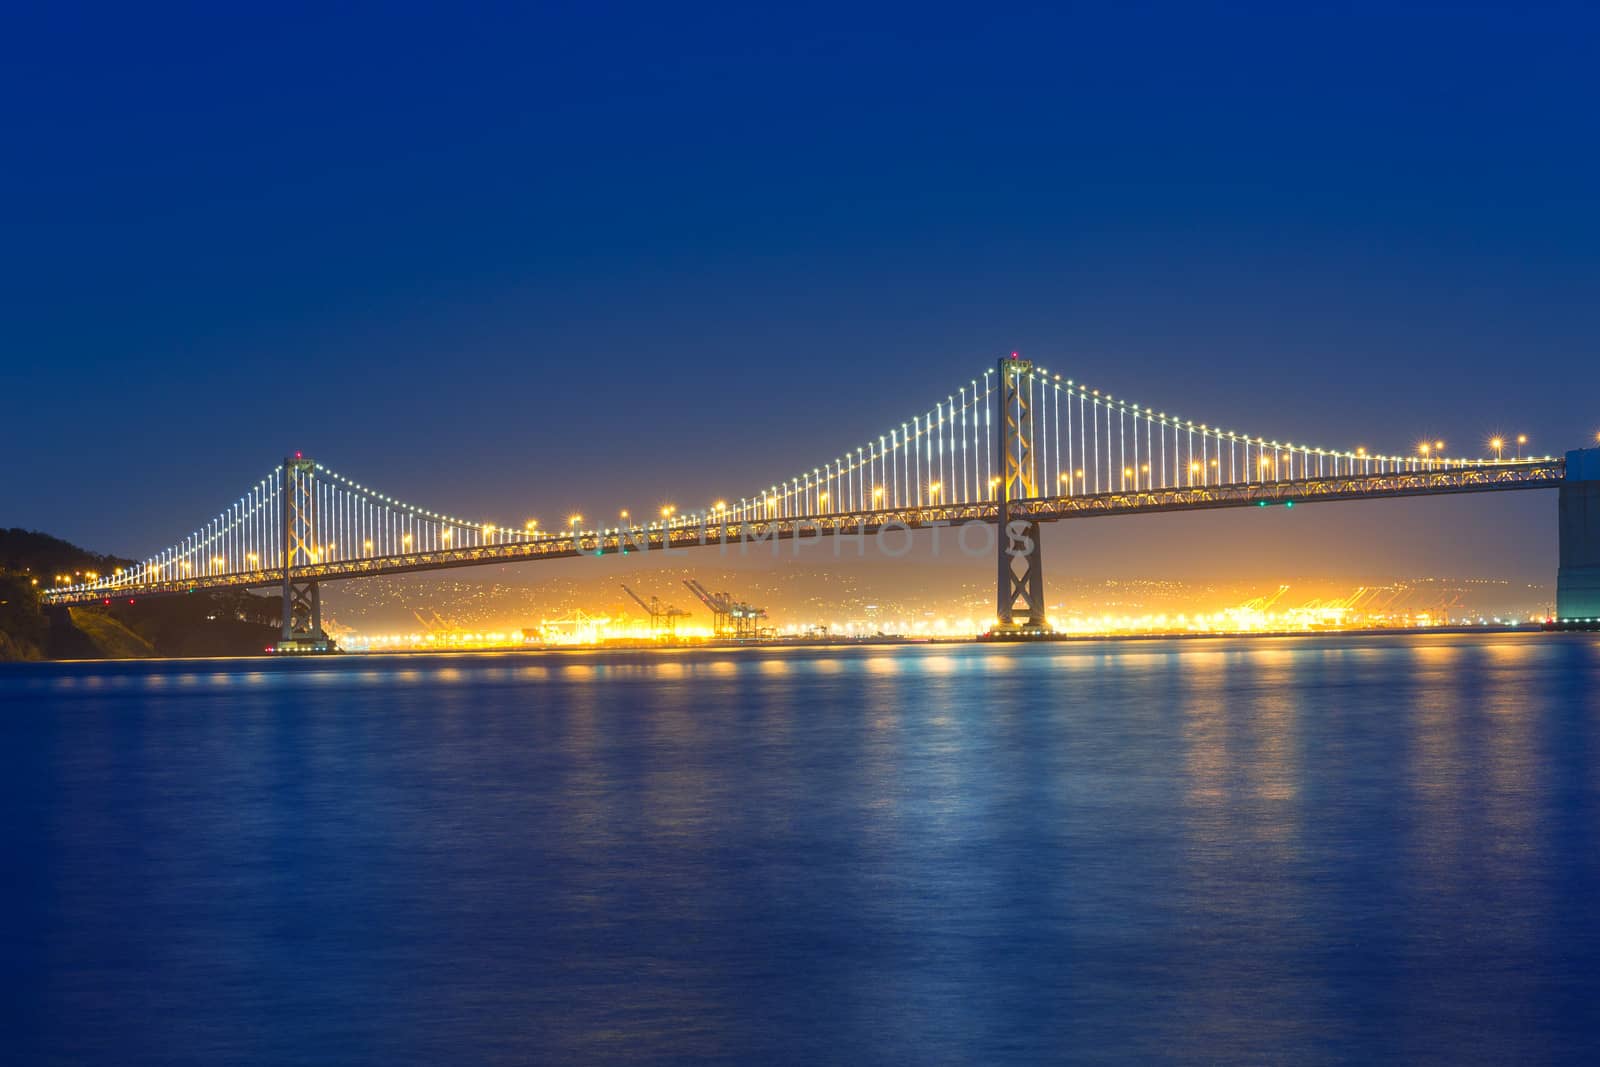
left=1, top=528, right=278, bottom=660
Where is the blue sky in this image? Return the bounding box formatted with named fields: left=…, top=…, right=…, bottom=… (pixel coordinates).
left=3, top=2, right=1596, bottom=580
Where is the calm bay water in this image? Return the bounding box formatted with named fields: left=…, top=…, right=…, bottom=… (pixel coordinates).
left=4, top=634, right=1600, bottom=1064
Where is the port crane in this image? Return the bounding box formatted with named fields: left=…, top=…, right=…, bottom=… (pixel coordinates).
left=411, top=608, right=452, bottom=632
left=620, top=584, right=689, bottom=637
left=1240, top=584, right=1290, bottom=613
left=682, top=578, right=768, bottom=639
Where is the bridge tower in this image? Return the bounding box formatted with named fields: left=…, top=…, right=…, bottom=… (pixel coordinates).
left=993, top=355, right=1050, bottom=633
left=278, top=454, right=332, bottom=652
left=1557, top=448, right=1600, bottom=622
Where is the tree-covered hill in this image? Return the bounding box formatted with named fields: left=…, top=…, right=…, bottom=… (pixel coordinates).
left=0, top=528, right=280, bottom=660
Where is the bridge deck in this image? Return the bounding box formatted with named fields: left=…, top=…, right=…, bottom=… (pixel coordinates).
left=44, top=461, right=1565, bottom=606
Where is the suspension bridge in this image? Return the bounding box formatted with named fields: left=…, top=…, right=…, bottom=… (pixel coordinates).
left=41, top=357, right=1600, bottom=649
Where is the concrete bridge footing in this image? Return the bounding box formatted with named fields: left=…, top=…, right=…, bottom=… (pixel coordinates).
left=1557, top=448, right=1600, bottom=622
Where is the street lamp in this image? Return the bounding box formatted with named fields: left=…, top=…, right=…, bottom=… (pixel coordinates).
left=1490, top=436, right=1504, bottom=461
left=1516, top=434, right=1528, bottom=459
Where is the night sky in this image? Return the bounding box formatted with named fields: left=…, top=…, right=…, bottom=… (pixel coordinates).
left=4, top=3, right=1597, bottom=584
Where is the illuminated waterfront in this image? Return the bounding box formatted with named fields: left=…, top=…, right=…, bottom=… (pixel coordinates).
left=316, top=569, right=1560, bottom=652
left=334, top=605, right=1551, bottom=652
left=338, top=618, right=1550, bottom=652
left=6, top=633, right=1599, bottom=1062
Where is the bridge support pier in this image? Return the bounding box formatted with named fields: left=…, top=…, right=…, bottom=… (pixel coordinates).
left=998, top=518, right=1048, bottom=631
left=1557, top=448, right=1600, bottom=622
left=274, top=578, right=332, bottom=652
left=281, top=579, right=326, bottom=641
left=273, top=454, right=335, bottom=653
left=991, top=355, right=1052, bottom=636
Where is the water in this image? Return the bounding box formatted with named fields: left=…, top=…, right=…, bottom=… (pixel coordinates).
left=4, top=634, right=1600, bottom=1065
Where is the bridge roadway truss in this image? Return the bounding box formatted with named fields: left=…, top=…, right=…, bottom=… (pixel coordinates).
left=47, top=460, right=1566, bottom=607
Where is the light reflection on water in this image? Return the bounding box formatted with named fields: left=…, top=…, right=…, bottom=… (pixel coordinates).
left=2, top=634, right=1599, bottom=1065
